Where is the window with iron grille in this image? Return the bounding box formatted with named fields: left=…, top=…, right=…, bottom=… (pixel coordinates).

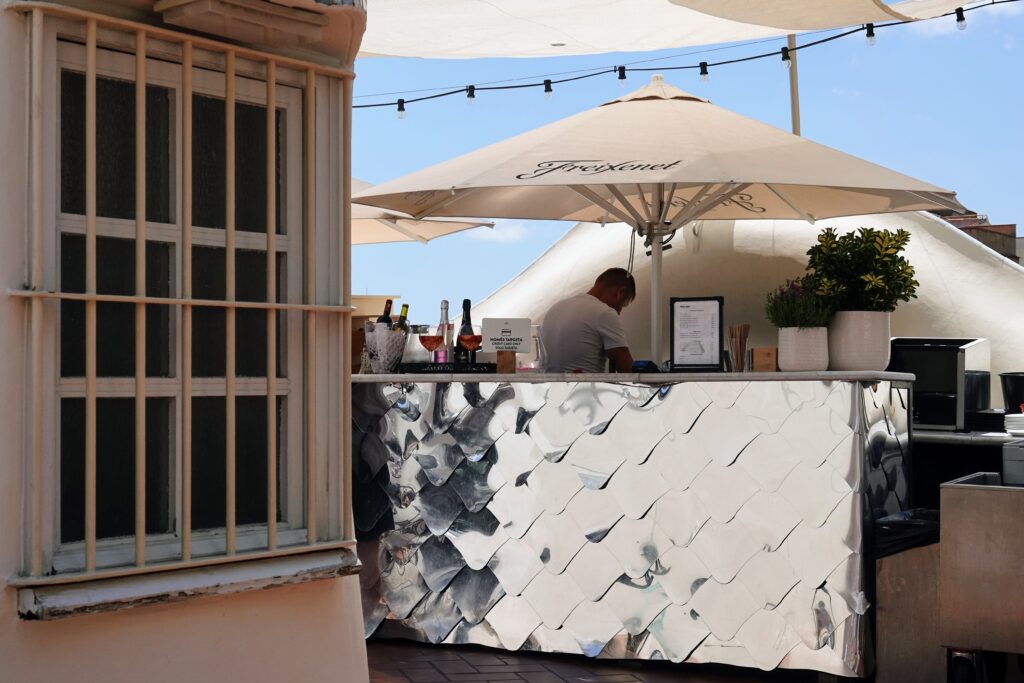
left=17, top=13, right=354, bottom=581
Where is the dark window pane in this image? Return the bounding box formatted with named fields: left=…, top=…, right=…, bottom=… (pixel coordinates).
left=191, top=246, right=226, bottom=377
left=235, top=250, right=286, bottom=378
left=60, top=235, right=172, bottom=377
left=191, top=95, right=225, bottom=231
left=61, top=398, right=173, bottom=543
left=60, top=70, right=172, bottom=222
left=191, top=396, right=283, bottom=532
left=192, top=94, right=283, bottom=234
left=189, top=247, right=286, bottom=378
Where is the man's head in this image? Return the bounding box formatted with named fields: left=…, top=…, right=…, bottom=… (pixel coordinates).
left=589, top=267, right=636, bottom=314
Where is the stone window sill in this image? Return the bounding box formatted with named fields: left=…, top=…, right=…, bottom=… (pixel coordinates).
left=16, top=547, right=360, bottom=620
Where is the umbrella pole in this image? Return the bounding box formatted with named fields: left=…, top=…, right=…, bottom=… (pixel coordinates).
left=787, top=34, right=801, bottom=135
left=650, top=231, right=663, bottom=363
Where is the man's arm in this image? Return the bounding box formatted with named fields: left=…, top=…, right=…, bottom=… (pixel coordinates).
left=606, top=346, right=634, bottom=373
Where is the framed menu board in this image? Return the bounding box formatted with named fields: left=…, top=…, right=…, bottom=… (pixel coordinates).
left=670, top=297, right=724, bottom=371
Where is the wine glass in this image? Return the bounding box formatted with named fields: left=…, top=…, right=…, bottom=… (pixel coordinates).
left=418, top=332, right=444, bottom=354
left=458, top=325, right=484, bottom=364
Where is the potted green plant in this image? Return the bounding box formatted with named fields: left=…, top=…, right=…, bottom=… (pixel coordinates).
left=765, top=276, right=832, bottom=372
left=805, top=227, right=919, bottom=371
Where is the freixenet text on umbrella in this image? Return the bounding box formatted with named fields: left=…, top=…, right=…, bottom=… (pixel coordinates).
left=515, top=159, right=683, bottom=180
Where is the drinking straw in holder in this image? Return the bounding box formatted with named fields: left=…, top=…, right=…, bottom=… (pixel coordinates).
left=727, top=324, right=750, bottom=372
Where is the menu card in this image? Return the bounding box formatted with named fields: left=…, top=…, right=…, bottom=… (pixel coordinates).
left=670, top=297, right=723, bottom=371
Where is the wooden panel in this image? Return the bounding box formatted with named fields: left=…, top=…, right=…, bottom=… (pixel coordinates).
left=940, top=480, right=1024, bottom=654
left=876, top=543, right=944, bottom=683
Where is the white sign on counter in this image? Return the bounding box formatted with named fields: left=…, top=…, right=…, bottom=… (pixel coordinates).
left=482, top=318, right=531, bottom=353
left=670, top=297, right=723, bottom=371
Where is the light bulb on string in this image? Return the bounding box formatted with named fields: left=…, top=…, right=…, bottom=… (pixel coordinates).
left=780, top=46, right=792, bottom=69
left=396, top=98, right=406, bottom=119
left=466, top=85, right=475, bottom=106
left=617, top=65, right=628, bottom=88
left=699, top=62, right=709, bottom=83
left=955, top=7, right=966, bottom=30
left=865, top=23, right=876, bottom=46
left=544, top=79, right=553, bottom=100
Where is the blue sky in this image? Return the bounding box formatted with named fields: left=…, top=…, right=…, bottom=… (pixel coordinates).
left=352, top=5, right=1023, bottom=324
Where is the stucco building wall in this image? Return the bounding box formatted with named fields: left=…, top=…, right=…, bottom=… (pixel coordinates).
left=0, top=5, right=368, bottom=681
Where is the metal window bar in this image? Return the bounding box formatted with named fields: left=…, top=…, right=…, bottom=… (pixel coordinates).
left=181, top=39, right=194, bottom=563
left=134, top=28, right=147, bottom=568
left=341, top=76, right=354, bottom=540
left=9, top=290, right=353, bottom=313
left=18, top=6, right=355, bottom=582
left=225, top=48, right=237, bottom=556
left=85, top=17, right=98, bottom=573
left=265, top=59, right=277, bottom=551
left=30, top=8, right=45, bottom=578
left=304, top=68, right=317, bottom=544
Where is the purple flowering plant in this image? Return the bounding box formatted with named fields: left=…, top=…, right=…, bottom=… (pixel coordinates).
left=765, top=275, right=832, bottom=329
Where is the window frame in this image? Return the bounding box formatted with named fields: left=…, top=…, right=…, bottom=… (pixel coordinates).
left=44, top=33, right=309, bottom=573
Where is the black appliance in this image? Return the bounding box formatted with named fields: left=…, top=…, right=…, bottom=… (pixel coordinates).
left=1001, top=372, right=1024, bottom=414
left=888, top=337, right=990, bottom=431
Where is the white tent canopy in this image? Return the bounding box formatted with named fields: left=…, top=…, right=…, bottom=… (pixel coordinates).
left=360, top=0, right=982, bottom=58
left=474, top=212, right=1024, bottom=407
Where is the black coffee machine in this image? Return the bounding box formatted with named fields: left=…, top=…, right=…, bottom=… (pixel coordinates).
left=888, top=337, right=991, bottom=432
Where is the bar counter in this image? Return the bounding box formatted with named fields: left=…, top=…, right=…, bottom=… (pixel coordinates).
left=353, top=372, right=913, bottom=677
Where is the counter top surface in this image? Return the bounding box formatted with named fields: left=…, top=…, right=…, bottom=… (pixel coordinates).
left=914, top=430, right=1020, bottom=446
left=352, top=370, right=914, bottom=384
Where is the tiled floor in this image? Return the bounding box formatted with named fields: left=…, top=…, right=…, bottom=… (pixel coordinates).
left=367, top=640, right=820, bottom=683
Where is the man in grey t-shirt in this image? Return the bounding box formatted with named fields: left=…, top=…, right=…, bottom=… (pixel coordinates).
left=540, top=268, right=636, bottom=373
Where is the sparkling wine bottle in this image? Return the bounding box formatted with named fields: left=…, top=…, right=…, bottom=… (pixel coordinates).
left=455, top=299, right=474, bottom=366
left=434, top=300, right=450, bottom=363
left=392, top=304, right=410, bottom=333
left=376, top=298, right=393, bottom=326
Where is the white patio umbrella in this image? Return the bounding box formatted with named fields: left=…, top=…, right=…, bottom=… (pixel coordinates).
left=351, top=178, right=493, bottom=244
left=360, top=0, right=981, bottom=58
left=354, top=75, right=965, bottom=359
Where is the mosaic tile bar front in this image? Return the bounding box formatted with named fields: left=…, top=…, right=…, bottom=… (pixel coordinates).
left=353, top=377, right=911, bottom=677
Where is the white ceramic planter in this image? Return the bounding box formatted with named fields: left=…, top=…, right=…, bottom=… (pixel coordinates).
left=778, top=327, right=829, bottom=372
left=828, top=311, right=891, bottom=371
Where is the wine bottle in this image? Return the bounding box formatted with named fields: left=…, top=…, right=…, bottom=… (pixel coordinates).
left=434, top=300, right=450, bottom=363
left=392, top=304, right=410, bottom=333
left=376, top=298, right=393, bottom=325
left=455, top=299, right=474, bottom=366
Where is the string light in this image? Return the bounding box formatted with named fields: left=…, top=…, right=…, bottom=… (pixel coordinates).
left=350, top=0, right=1018, bottom=114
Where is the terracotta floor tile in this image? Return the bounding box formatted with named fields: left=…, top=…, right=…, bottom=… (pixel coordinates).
left=473, top=665, right=550, bottom=674
left=460, top=654, right=510, bottom=666
left=367, top=641, right=818, bottom=683
left=434, top=660, right=480, bottom=675
left=403, top=668, right=451, bottom=683
left=369, top=674, right=410, bottom=683
left=517, top=673, right=567, bottom=683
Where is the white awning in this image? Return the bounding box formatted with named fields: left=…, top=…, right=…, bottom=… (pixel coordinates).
left=359, top=0, right=981, bottom=59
